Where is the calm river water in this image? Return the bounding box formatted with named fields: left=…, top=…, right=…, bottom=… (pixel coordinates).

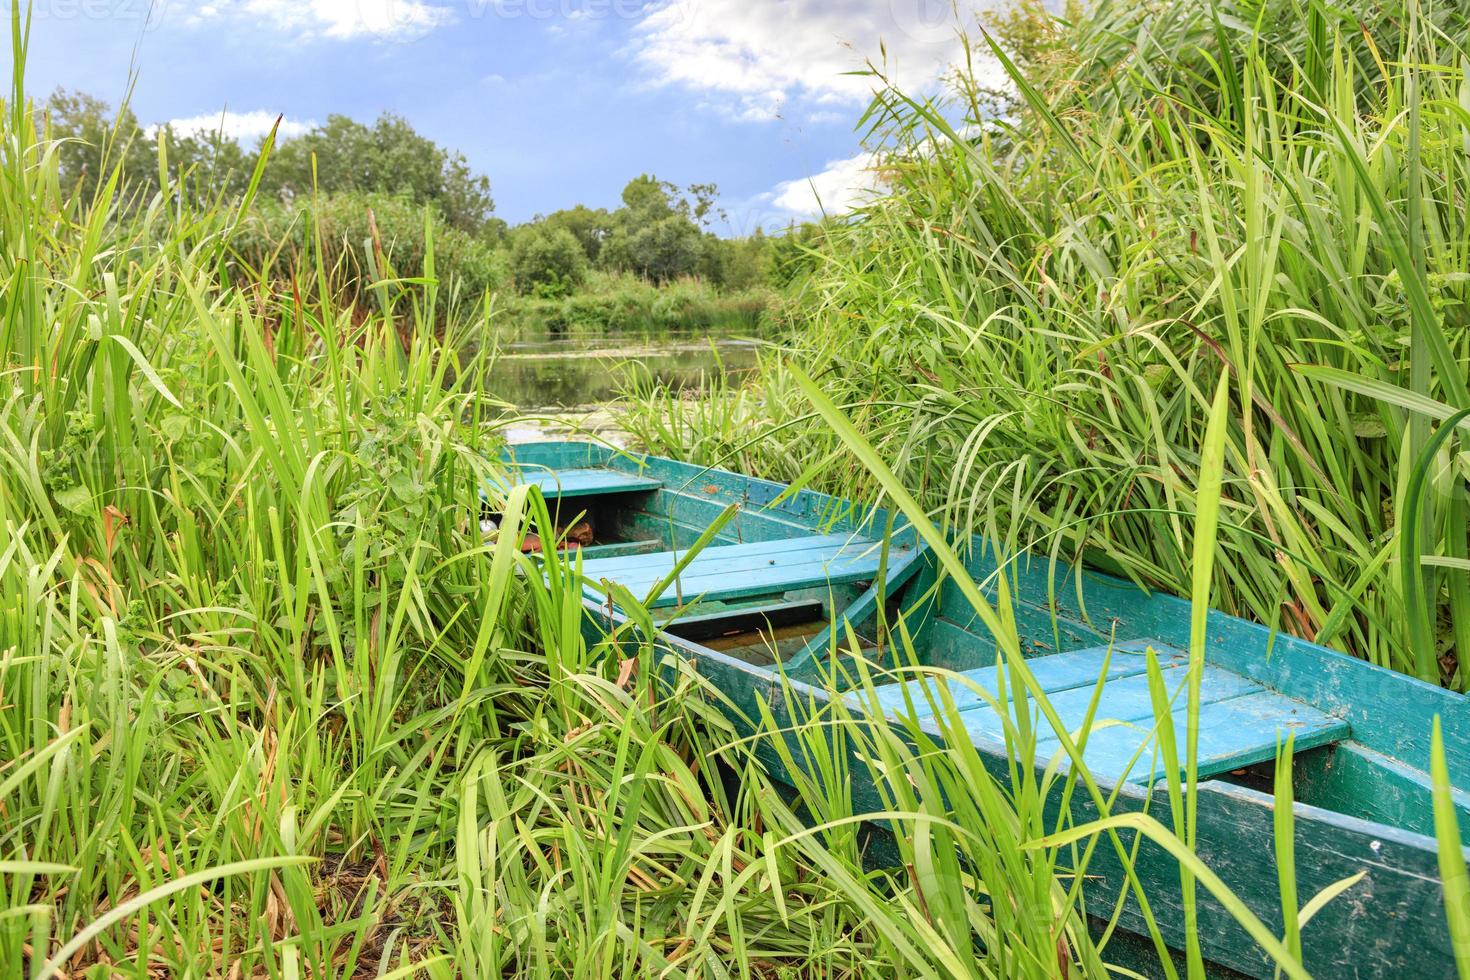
left=486, top=330, right=761, bottom=443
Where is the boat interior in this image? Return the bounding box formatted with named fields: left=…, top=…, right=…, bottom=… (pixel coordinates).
left=490, top=444, right=1470, bottom=841
left=488, top=448, right=920, bottom=673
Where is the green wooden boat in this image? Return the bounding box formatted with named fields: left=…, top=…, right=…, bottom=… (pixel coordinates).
left=495, top=440, right=1470, bottom=978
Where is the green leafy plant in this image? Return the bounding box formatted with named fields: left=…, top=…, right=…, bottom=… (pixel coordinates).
left=630, top=0, right=1470, bottom=688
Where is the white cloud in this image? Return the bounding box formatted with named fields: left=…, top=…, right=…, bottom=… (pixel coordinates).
left=189, top=0, right=455, bottom=41
left=631, top=0, right=992, bottom=121
left=768, top=151, right=883, bottom=218
left=150, top=110, right=317, bottom=143
left=758, top=122, right=993, bottom=222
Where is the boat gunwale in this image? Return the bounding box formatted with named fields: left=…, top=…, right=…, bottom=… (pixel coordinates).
left=519, top=439, right=1470, bottom=978
left=516, top=444, right=1470, bottom=773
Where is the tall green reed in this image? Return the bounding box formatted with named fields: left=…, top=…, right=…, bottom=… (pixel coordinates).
left=760, top=363, right=1333, bottom=979
left=624, top=0, right=1470, bottom=688
left=7, top=2, right=1464, bottom=977
left=0, top=8, right=1170, bottom=976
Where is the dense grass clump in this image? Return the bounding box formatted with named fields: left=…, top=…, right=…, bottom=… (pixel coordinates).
left=231, top=189, right=511, bottom=314
left=8, top=2, right=1462, bottom=976
left=625, top=0, right=1470, bottom=688
left=0, top=12, right=1171, bottom=978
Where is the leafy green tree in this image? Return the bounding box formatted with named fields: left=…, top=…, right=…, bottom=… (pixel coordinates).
left=625, top=216, right=706, bottom=284
left=617, top=174, right=725, bottom=228
left=509, top=226, right=588, bottom=297
left=264, top=114, right=494, bottom=233
left=45, top=90, right=158, bottom=203
left=540, top=205, right=615, bottom=262
left=709, top=227, right=771, bottom=290
left=597, top=226, right=633, bottom=273
left=46, top=90, right=263, bottom=206
left=595, top=174, right=741, bottom=283
left=681, top=181, right=726, bottom=228
left=43, top=93, right=497, bottom=237
left=619, top=173, right=678, bottom=222
left=480, top=216, right=510, bottom=245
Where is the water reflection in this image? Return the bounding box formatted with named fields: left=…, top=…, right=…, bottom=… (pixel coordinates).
left=487, top=333, right=759, bottom=410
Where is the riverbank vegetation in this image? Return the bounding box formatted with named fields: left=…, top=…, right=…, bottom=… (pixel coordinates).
left=7, top=0, right=1469, bottom=976
left=1, top=11, right=1207, bottom=976
left=624, top=0, right=1470, bottom=690
left=495, top=270, right=773, bottom=341
left=0, top=25, right=1036, bottom=976
left=492, top=176, right=781, bottom=338
left=7, top=0, right=1318, bottom=968
left=44, top=89, right=796, bottom=336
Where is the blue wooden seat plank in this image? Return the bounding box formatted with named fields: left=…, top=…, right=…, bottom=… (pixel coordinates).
left=953, top=661, right=1260, bottom=743
left=641, top=554, right=896, bottom=599
left=593, top=546, right=889, bottom=595
left=869, top=639, right=1186, bottom=715
left=580, top=534, right=915, bottom=608
left=584, top=544, right=913, bottom=608
left=870, top=640, right=1350, bottom=786
left=581, top=533, right=864, bottom=574
left=1034, top=691, right=1350, bottom=784
left=493, top=467, right=661, bottom=500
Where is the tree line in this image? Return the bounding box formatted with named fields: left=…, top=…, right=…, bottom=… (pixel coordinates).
left=44, top=90, right=823, bottom=303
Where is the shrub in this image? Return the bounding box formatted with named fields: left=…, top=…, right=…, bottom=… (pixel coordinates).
left=625, top=216, right=706, bottom=284
left=494, top=270, right=774, bottom=338
left=233, top=190, right=507, bottom=309
left=509, top=225, right=588, bottom=298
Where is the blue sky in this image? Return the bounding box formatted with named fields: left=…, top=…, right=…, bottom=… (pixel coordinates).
left=15, top=0, right=985, bottom=230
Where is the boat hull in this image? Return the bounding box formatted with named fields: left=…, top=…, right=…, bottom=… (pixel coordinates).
left=502, top=441, right=1469, bottom=978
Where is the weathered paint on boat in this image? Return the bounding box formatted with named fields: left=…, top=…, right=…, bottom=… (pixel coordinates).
left=496, top=441, right=1470, bottom=979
